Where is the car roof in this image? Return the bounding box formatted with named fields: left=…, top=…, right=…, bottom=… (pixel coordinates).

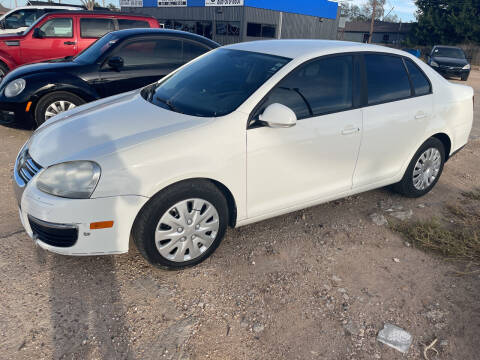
left=224, top=39, right=409, bottom=59
left=113, top=28, right=220, bottom=48
left=38, top=10, right=155, bottom=19
left=7, top=5, right=82, bottom=10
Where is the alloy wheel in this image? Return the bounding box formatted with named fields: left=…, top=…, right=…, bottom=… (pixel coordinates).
left=44, top=100, right=76, bottom=121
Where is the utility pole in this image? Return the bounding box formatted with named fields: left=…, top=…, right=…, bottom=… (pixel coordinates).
left=277, top=11, right=283, bottom=39
left=369, top=0, right=377, bottom=44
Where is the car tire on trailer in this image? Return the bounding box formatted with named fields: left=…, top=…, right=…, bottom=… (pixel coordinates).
left=393, top=137, right=446, bottom=198
left=35, top=91, right=86, bottom=127
left=132, top=180, right=229, bottom=269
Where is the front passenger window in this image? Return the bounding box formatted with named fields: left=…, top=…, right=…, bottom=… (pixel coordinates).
left=39, top=18, right=73, bottom=37
left=258, top=55, right=353, bottom=120
left=112, top=39, right=183, bottom=67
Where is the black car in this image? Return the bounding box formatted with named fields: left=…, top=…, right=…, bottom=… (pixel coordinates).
left=427, top=45, right=470, bottom=81
left=0, top=28, right=219, bottom=128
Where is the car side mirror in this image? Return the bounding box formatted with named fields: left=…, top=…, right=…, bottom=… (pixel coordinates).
left=33, top=28, right=44, bottom=38
left=259, top=103, right=297, bottom=128
left=107, top=56, right=124, bottom=71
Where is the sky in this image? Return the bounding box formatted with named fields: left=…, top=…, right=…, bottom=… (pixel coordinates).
left=5, top=0, right=418, bottom=22
left=339, top=0, right=418, bottom=22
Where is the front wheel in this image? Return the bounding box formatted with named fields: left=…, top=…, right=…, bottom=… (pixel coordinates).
left=461, top=74, right=469, bottom=81
left=35, top=91, right=85, bottom=127
left=132, top=180, right=229, bottom=269
left=393, top=137, right=446, bottom=198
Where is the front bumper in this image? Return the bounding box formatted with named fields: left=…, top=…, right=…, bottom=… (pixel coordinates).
left=433, top=66, right=470, bottom=78
left=0, top=99, right=34, bottom=128
left=14, top=161, right=149, bottom=255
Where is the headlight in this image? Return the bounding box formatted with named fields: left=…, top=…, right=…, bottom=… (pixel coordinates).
left=430, top=61, right=439, bottom=67
left=463, top=64, right=471, bottom=70
left=37, top=161, right=101, bottom=199
left=4, top=78, right=26, bottom=97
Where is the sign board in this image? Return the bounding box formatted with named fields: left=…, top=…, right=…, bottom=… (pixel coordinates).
left=338, top=17, right=347, bottom=29
left=205, top=0, right=244, bottom=6
left=158, top=0, right=187, bottom=6
left=120, top=0, right=143, bottom=6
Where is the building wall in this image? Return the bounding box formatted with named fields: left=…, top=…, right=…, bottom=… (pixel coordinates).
left=341, top=31, right=407, bottom=45
left=122, top=6, right=339, bottom=45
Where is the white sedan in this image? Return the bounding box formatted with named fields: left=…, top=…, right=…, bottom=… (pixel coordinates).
left=14, top=40, right=474, bottom=268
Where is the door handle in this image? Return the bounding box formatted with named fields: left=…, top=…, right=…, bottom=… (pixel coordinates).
left=341, top=127, right=360, bottom=135
left=415, top=113, right=428, bottom=120
left=64, top=41, right=76, bottom=45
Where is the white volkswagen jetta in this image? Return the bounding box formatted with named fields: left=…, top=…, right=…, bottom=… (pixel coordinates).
left=14, top=40, right=474, bottom=268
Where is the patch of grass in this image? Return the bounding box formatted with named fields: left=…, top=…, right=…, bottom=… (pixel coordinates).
left=391, top=202, right=480, bottom=265
left=392, top=220, right=480, bottom=264
left=461, top=188, right=480, bottom=201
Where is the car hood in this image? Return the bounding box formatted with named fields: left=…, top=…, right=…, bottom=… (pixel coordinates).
left=0, top=32, right=24, bottom=40
left=432, top=56, right=468, bottom=67
left=28, top=90, right=210, bottom=166
left=1, top=61, right=81, bottom=84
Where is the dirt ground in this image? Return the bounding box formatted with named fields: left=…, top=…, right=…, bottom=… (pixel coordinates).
left=1, top=72, right=479, bottom=360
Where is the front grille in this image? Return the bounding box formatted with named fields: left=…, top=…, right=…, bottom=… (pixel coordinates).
left=28, top=216, right=78, bottom=248
left=16, top=150, right=42, bottom=185
left=439, top=65, right=461, bottom=70
left=0, top=110, right=16, bottom=124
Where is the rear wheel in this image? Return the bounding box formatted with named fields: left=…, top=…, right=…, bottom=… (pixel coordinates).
left=34, top=91, right=85, bottom=127
left=393, top=137, right=446, bottom=198
left=132, top=180, right=229, bottom=269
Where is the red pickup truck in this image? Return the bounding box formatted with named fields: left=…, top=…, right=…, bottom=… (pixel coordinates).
left=0, top=11, right=159, bottom=77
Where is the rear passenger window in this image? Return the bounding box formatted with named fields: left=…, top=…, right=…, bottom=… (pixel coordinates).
left=259, top=55, right=353, bottom=119
left=183, top=41, right=209, bottom=62
left=405, top=59, right=431, bottom=96
left=117, top=19, right=150, bottom=30
left=365, top=54, right=412, bottom=105
left=80, top=18, right=115, bottom=38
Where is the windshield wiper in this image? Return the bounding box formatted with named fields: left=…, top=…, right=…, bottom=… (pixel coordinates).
left=155, top=96, right=183, bottom=114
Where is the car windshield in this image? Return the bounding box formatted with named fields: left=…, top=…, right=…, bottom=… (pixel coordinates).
left=3, top=9, right=40, bottom=29
left=433, top=47, right=466, bottom=59
left=73, top=33, right=120, bottom=63
left=142, top=48, right=291, bottom=117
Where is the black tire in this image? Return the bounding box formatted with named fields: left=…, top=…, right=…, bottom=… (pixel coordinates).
left=0, top=61, right=9, bottom=80
left=461, top=74, right=469, bottom=81
left=34, top=91, right=86, bottom=127
left=132, top=180, right=229, bottom=269
left=393, top=137, right=446, bottom=198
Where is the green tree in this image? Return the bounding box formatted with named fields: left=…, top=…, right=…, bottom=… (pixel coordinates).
left=410, top=0, right=480, bottom=45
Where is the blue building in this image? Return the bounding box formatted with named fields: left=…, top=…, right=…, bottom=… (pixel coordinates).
left=121, top=0, right=340, bottom=45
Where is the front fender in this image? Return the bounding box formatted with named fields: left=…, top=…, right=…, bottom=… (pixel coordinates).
left=0, top=50, right=16, bottom=70
left=25, top=73, right=100, bottom=105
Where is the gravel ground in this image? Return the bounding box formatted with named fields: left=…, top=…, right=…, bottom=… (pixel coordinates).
left=0, top=72, right=479, bottom=360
